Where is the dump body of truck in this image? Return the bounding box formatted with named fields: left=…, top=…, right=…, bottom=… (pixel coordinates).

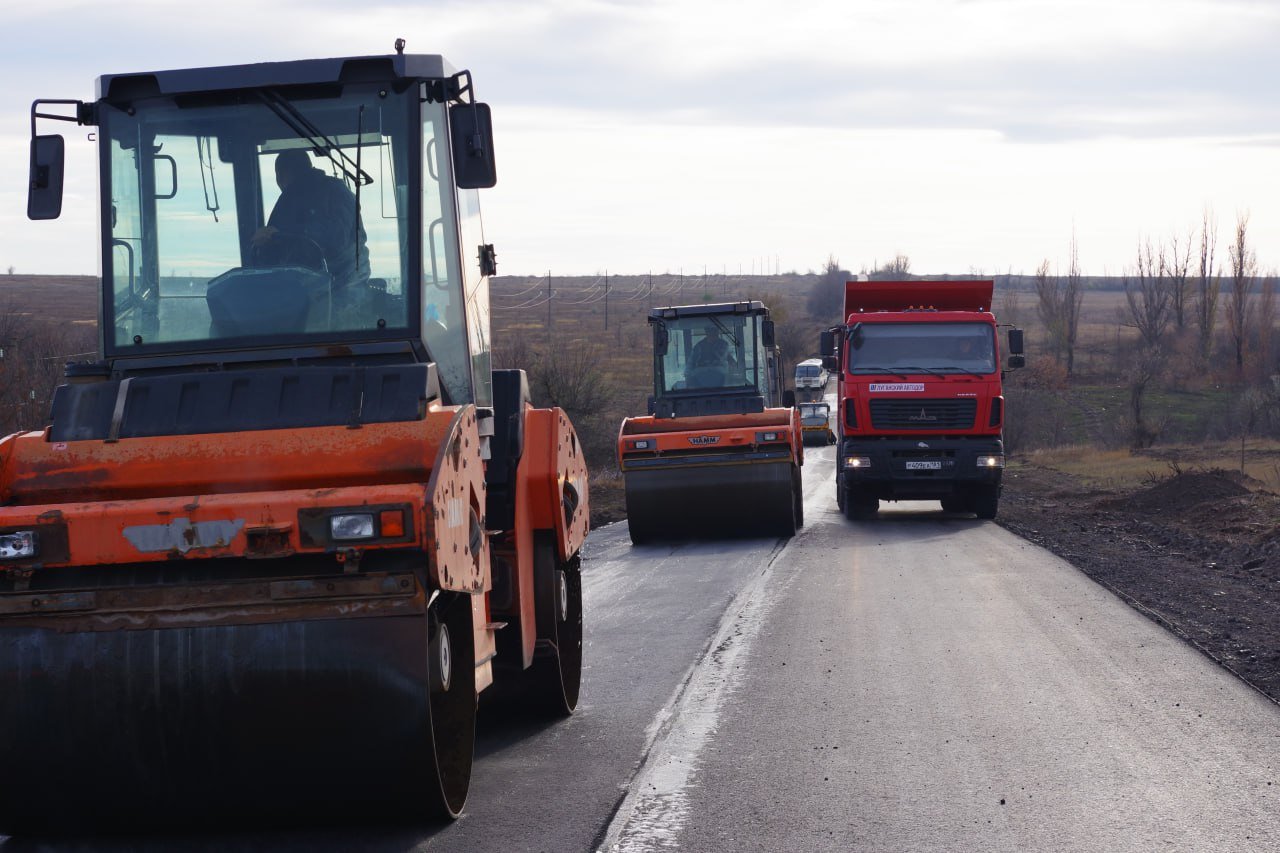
left=2, top=52, right=588, bottom=833
left=822, top=280, right=1023, bottom=519
left=617, top=302, right=804, bottom=543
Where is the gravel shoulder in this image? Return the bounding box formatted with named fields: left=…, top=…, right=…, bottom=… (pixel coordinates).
left=998, top=462, right=1280, bottom=704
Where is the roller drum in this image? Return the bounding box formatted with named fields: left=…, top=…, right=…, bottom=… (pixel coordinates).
left=0, top=599, right=473, bottom=834
left=624, top=459, right=797, bottom=542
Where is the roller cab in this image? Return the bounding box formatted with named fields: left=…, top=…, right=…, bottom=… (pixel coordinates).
left=3, top=50, right=588, bottom=834
left=618, top=302, right=803, bottom=544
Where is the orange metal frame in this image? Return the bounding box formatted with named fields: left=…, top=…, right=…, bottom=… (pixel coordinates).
left=616, top=408, right=803, bottom=468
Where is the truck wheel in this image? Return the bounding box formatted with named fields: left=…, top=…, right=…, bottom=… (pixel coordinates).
left=972, top=485, right=1000, bottom=520
left=844, top=489, right=878, bottom=521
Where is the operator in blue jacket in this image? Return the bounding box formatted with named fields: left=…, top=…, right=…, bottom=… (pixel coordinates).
left=252, top=149, right=369, bottom=290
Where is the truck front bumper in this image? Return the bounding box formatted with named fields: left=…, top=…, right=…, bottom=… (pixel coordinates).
left=838, top=436, right=1003, bottom=501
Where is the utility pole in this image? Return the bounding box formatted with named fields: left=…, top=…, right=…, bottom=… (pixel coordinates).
left=546, top=270, right=552, bottom=344
left=604, top=269, right=609, bottom=330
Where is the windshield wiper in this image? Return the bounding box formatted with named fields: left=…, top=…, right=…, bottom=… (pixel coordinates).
left=896, top=365, right=946, bottom=377
left=850, top=366, right=912, bottom=380
left=257, top=89, right=373, bottom=187
left=934, top=365, right=987, bottom=376
left=708, top=315, right=740, bottom=345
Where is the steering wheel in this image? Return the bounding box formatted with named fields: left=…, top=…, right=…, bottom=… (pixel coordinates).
left=685, top=365, right=727, bottom=388
left=252, top=231, right=328, bottom=272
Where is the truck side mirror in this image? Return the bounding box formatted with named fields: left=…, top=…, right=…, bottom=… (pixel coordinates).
left=819, top=329, right=834, bottom=356
left=28, top=134, right=65, bottom=220
left=1007, top=328, right=1024, bottom=355
left=761, top=319, right=775, bottom=348
left=450, top=102, right=497, bottom=189
left=782, top=389, right=796, bottom=408
left=822, top=355, right=838, bottom=372
left=1007, top=354, right=1026, bottom=369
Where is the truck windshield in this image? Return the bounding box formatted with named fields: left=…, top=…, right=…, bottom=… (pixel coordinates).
left=658, top=314, right=766, bottom=396
left=847, top=322, right=996, bottom=375
left=101, top=84, right=428, bottom=354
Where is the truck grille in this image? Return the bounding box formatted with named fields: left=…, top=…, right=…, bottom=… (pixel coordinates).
left=869, top=398, right=976, bottom=430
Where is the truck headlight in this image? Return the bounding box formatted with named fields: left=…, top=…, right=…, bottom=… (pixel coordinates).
left=330, top=513, right=376, bottom=541
left=0, top=531, right=37, bottom=560
left=976, top=455, right=1005, bottom=468
left=844, top=456, right=872, bottom=469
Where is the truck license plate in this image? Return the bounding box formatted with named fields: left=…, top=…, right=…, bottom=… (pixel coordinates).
left=905, top=460, right=942, bottom=470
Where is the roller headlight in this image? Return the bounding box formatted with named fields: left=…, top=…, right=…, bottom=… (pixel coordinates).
left=845, top=456, right=872, bottom=469
left=0, top=531, right=37, bottom=560
left=330, top=513, right=376, bottom=541
left=976, top=455, right=1005, bottom=469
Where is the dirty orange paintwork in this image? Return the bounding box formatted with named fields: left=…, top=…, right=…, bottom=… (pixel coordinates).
left=0, top=408, right=458, bottom=506
left=616, top=407, right=803, bottom=469
left=487, top=405, right=589, bottom=669
left=0, top=400, right=587, bottom=693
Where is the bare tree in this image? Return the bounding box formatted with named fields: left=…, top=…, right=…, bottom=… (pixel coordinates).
left=995, top=278, right=1022, bottom=329
left=869, top=254, right=912, bottom=279
left=1166, top=227, right=1194, bottom=330
left=532, top=341, right=617, bottom=418
left=1062, top=234, right=1084, bottom=375
left=1193, top=209, right=1221, bottom=361
left=805, top=255, right=849, bottom=319
left=1126, top=346, right=1165, bottom=448
left=1255, top=271, right=1277, bottom=378
left=1225, top=212, right=1257, bottom=372
left=1122, top=238, right=1171, bottom=348
left=0, top=306, right=96, bottom=437
left=1034, top=259, right=1064, bottom=363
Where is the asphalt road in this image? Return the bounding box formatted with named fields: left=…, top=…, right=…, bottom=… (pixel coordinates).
left=5, top=410, right=1279, bottom=851
left=604, top=471, right=1280, bottom=851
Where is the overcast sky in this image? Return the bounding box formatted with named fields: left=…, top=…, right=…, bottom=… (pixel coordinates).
left=3, top=0, right=1278, bottom=278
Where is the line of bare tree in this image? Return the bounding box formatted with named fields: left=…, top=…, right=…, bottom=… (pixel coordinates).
left=1015, top=209, right=1278, bottom=451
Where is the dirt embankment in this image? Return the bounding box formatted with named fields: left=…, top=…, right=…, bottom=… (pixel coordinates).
left=998, top=464, right=1280, bottom=704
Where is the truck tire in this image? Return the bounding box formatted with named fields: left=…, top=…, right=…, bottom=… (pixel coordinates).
left=844, top=488, right=878, bottom=521
left=972, top=485, right=1000, bottom=519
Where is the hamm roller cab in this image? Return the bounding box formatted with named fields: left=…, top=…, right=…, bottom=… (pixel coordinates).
left=2, top=50, right=588, bottom=832
left=617, top=302, right=803, bottom=544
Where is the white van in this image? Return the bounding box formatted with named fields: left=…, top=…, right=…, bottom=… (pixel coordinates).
left=794, top=358, right=828, bottom=390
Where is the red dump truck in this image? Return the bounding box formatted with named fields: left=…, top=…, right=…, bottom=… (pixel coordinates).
left=820, top=279, right=1024, bottom=520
